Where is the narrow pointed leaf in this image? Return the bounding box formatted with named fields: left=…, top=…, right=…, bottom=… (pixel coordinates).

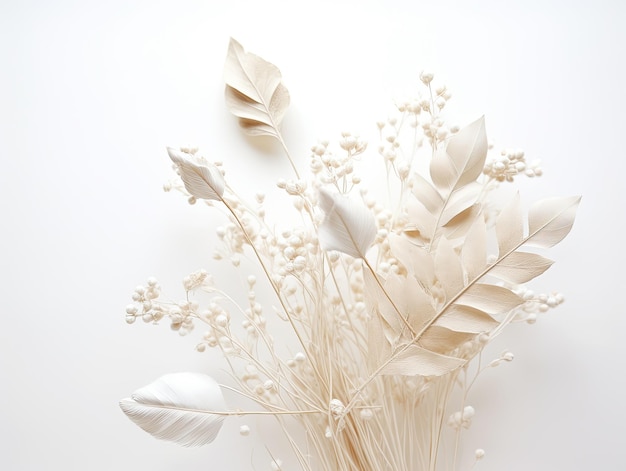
left=430, top=117, right=487, bottom=193
left=381, top=344, right=465, bottom=376
left=461, top=215, right=488, bottom=281
left=496, top=192, right=523, bottom=255
left=526, top=196, right=581, bottom=248
left=457, top=283, right=523, bottom=314
left=446, top=116, right=488, bottom=188
left=434, top=236, right=464, bottom=301
left=119, top=372, right=227, bottom=447
left=167, top=148, right=224, bottom=201
left=435, top=304, right=497, bottom=333
left=318, top=188, right=376, bottom=258
left=491, top=251, right=554, bottom=284
left=224, top=38, right=289, bottom=139
left=419, top=325, right=474, bottom=354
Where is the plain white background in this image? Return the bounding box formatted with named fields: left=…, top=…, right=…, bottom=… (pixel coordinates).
left=2, top=0, right=625, bottom=469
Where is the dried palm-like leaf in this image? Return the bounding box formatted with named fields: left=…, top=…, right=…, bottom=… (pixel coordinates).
left=224, top=38, right=290, bottom=139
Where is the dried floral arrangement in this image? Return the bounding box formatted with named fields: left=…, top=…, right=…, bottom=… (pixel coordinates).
left=120, top=38, right=580, bottom=470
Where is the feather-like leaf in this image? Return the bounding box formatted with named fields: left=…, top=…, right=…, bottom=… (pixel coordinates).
left=387, top=233, right=436, bottom=289
left=419, top=325, right=474, bottom=354
left=435, top=304, right=497, bottom=333
left=526, top=196, right=581, bottom=248
left=119, top=372, right=227, bottom=447
left=461, top=215, right=488, bottom=281
left=381, top=344, right=465, bottom=376
left=490, top=251, right=554, bottom=284
left=167, top=148, right=225, bottom=201
left=457, top=283, right=523, bottom=314
left=410, top=173, right=443, bottom=213
left=434, top=236, right=464, bottom=301
left=224, top=38, right=289, bottom=139
left=430, top=117, right=487, bottom=194
left=496, top=192, right=523, bottom=255
left=318, top=188, right=376, bottom=258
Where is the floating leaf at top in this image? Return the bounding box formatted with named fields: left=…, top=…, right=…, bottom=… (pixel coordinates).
left=224, top=38, right=290, bottom=139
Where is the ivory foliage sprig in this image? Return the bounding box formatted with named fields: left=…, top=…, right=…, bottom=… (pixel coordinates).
left=121, top=38, right=580, bottom=470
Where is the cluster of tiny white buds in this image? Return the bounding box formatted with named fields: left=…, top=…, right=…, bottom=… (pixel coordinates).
left=512, top=286, right=565, bottom=322
left=309, top=136, right=364, bottom=187
left=276, top=178, right=307, bottom=196
left=182, top=269, right=213, bottom=292
left=126, top=277, right=164, bottom=324
left=339, top=132, right=367, bottom=155
left=239, top=425, right=250, bottom=436
left=489, top=350, right=515, bottom=367
left=475, top=449, right=485, bottom=460
left=448, top=405, right=476, bottom=430
left=483, top=148, right=543, bottom=182
left=419, top=70, right=434, bottom=85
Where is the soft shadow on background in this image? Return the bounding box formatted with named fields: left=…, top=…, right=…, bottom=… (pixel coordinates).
left=1, top=1, right=624, bottom=470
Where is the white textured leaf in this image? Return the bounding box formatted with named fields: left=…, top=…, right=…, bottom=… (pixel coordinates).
left=167, top=148, right=225, bottom=201
left=435, top=305, right=497, bottom=333
left=410, top=173, right=443, bottom=213
left=318, top=188, right=376, bottom=258
left=434, top=236, right=464, bottom=300
left=387, top=233, right=436, bottom=289
left=224, top=38, right=289, bottom=139
left=526, top=196, right=581, bottom=248
left=490, top=251, right=554, bottom=284
left=119, top=372, right=227, bottom=447
left=430, top=117, right=487, bottom=193
left=496, top=192, right=523, bottom=255
left=461, top=215, right=488, bottom=281
left=382, top=344, right=465, bottom=376
left=457, top=283, right=523, bottom=314
left=419, top=325, right=474, bottom=354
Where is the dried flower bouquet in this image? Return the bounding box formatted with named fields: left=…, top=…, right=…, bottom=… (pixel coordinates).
left=120, top=39, right=579, bottom=470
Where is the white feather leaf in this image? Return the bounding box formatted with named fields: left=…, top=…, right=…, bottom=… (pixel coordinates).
left=457, top=283, right=524, bottom=314
left=496, top=192, right=523, bottom=255
left=381, top=344, right=465, bottom=376
left=167, top=148, right=225, bottom=201
left=119, top=372, right=227, bottom=447
left=525, top=195, right=581, bottom=248
left=434, top=236, right=464, bottom=301
left=318, top=188, right=376, bottom=258
left=461, top=215, right=488, bottom=281
left=435, top=305, right=498, bottom=333
left=490, top=251, right=554, bottom=284
left=430, top=117, right=487, bottom=194
left=224, top=38, right=289, bottom=139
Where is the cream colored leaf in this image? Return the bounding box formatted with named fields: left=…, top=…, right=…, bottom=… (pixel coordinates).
left=496, top=192, right=523, bottom=255
left=410, top=173, right=443, bottom=213
left=318, top=188, right=376, bottom=258
left=405, top=198, right=436, bottom=240
left=526, top=196, right=581, bottom=248
left=430, top=117, right=487, bottom=193
left=119, top=372, right=227, bottom=447
left=443, top=203, right=481, bottom=240
left=434, top=236, right=464, bottom=301
left=491, top=251, right=554, bottom=284
left=367, top=309, right=392, bottom=373
left=382, top=344, right=465, bottom=376
left=457, top=283, right=523, bottom=314
left=461, top=215, right=488, bottom=281
left=435, top=305, right=497, bottom=333
left=387, top=233, right=436, bottom=289
left=167, top=148, right=225, bottom=201
left=224, top=38, right=289, bottom=139
left=419, top=325, right=474, bottom=354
